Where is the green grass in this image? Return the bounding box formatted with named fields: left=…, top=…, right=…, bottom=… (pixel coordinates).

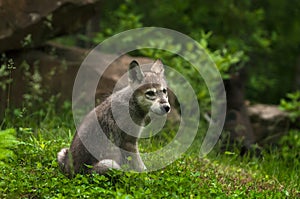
left=0, top=106, right=299, bottom=198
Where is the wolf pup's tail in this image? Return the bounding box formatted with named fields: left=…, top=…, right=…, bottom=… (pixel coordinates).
left=57, top=148, right=72, bottom=175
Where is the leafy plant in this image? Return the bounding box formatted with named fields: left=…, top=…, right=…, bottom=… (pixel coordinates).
left=0, top=54, right=15, bottom=111
left=21, top=34, right=33, bottom=47
left=0, top=54, right=15, bottom=91
left=279, top=129, right=300, bottom=162
left=280, top=91, right=300, bottom=122
left=20, top=60, right=44, bottom=108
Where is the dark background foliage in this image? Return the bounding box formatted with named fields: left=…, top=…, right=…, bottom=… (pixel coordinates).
left=92, top=0, right=300, bottom=103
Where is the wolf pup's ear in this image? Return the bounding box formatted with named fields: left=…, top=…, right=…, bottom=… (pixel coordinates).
left=129, top=60, right=144, bottom=85
left=151, top=59, right=164, bottom=74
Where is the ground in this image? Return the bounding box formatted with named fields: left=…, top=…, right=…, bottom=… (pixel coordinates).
left=0, top=108, right=299, bottom=198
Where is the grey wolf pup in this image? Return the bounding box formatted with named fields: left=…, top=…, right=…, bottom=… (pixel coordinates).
left=57, top=59, right=170, bottom=176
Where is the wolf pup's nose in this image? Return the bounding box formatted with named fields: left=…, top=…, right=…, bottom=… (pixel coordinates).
left=163, top=104, right=171, bottom=113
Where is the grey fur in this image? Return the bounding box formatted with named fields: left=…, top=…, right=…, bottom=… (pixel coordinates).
left=57, top=60, right=170, bottom=176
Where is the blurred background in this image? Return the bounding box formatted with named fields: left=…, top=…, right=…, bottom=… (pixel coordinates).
left=1, top=1, right=300, bottom=197
left=1, top=0, right=300, bottom=151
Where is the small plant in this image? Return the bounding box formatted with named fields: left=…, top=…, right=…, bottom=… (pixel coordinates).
left=279, top=129, right=300, bottom=161
left=280, top=91, right=300, bottom=122
left=0, top=54, right=15, bottom=90
left=20, top=60, right=44, bottom=109
left=0, top=54, right=15, bottom=110
left=44, top=14, right=53, bottom=30
left=21, top=34, right=33, bottom=47
left=278, top=93, right=300, bottom=157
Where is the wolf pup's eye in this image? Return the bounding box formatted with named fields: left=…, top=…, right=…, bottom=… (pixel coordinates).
left=162, top=88, right=167, bottom=94
left=145, top=90, right=156, bottom=97
left=145, top=90, right=157, bottom=100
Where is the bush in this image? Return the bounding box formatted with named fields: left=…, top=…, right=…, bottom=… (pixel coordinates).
left=280, top=91, right=300, bottom=123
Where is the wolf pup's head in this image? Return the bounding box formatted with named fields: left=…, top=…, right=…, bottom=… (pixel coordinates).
left=128, top=60, right=171, bottom=115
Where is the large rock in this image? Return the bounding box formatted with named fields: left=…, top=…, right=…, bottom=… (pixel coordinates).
left=223, top=69, right=289, bottom=148
left=1, top=43, right=180, bottom=123
left=247, top=104, right=290, bottom=146
left=0, top=0, right=101, bottom=52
